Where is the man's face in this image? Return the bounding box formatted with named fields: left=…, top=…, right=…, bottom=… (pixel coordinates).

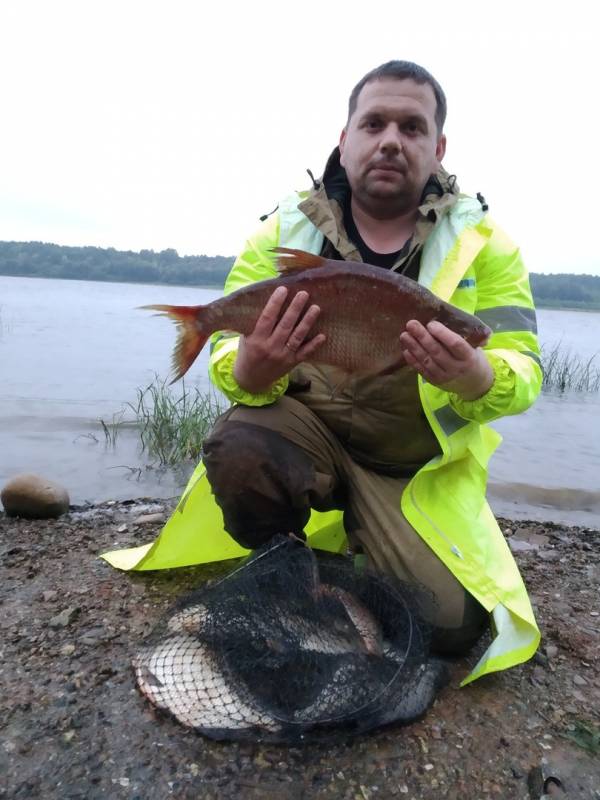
left=339, top=78, right=446, bottom=217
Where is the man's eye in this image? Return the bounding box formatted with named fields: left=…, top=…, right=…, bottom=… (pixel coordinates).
left=366, top=119, right=382, bottom=130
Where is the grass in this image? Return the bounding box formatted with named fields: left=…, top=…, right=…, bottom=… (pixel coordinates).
left=541, top=342, right=600, bottom=393
left=100, top=376, right=227, bottom=467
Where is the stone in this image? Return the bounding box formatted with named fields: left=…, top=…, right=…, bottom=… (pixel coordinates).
left=1, top=474, right=70, bottom=519
left=538, top=550, right=562, bottom=562
left=49, top=607, right=79, bottom=628
left=508, top=539, right=538, bottom=553
left=133, top=513, right=165, bottom=525
left=545, top=644, right=559, bottom=659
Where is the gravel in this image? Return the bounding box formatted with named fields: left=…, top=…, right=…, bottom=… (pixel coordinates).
left=1, top=501, right=599, bottom=799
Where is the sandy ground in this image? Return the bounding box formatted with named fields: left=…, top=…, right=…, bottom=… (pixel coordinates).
left=1, top=500, right=599, bottom=800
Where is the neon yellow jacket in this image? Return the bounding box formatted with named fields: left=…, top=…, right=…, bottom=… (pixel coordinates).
left=102, top=187, right=542, bottom=685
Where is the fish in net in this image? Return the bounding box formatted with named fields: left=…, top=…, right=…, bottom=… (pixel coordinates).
left=133, top=535, right=448, bottom=743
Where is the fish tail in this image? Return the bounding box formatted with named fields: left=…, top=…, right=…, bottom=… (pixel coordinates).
left=271, top=247, right=327, bottom=274
left=140, top=304, right=209, bottom=382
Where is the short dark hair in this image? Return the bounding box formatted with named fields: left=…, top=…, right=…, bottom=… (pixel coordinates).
left=347, top=61, right=447, bottom=134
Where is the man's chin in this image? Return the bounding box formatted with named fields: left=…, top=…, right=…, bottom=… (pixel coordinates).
left=365, top=184, right=409, bottom=202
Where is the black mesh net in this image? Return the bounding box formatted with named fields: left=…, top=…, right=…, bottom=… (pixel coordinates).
left=133, top=535, right=448, bottom=743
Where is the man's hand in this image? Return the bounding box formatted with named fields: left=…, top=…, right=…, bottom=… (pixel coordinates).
left=233, top=286, right=326, bottom=395
left=400, top=319, right=494, bottom=401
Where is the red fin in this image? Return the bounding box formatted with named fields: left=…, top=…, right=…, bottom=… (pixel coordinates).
left=140, top=304, right=209, bottom=382
left=271, top=247, right=326, bottom=274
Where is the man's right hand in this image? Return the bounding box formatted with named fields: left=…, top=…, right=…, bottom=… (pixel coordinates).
left=233, top=286, right=326, bottom=395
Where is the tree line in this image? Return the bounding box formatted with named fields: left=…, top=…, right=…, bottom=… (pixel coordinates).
left=0, top=241, right=233, bottom=287
left=1, top=241, right=599, bottom=309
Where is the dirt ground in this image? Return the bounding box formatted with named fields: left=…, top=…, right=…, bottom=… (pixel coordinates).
left=1, top=499, right=599, bottom=800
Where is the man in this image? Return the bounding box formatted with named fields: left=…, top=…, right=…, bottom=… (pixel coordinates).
left=108, top=61, right=542, bottom=685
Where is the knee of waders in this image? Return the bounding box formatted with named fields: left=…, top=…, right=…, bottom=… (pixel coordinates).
left=203, top=421, right=316, bottom=497
left=202, top=421, right=316, bottom=548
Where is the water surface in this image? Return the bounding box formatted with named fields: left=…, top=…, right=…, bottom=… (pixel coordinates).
left=1, top=277, right=598, bottom=526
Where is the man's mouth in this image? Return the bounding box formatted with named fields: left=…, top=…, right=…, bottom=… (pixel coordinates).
left=369, top=163, right=404, bottom=174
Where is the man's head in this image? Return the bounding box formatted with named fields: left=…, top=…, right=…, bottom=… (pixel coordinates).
left=339, top=61, right=448, bottom=219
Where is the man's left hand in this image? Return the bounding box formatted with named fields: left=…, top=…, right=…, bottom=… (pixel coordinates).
left=400, top=319, right=494, bottom=401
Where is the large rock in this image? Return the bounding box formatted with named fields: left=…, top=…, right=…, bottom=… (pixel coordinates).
left=1, top=473, right=70, bottom=519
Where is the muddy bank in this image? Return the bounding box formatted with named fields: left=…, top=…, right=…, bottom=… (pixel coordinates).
left=1, top=500, right=599, bottom=799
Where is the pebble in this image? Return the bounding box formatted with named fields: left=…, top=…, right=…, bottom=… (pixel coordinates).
left=538, top=550, right=561, bottom=562
left=43, top=590, right=58, bottom=602
left=133, top=513, right=165, bottom=525
left=509, top=539, right=538, bottom=553
left=60, top=644, right=76, bottom=656
left=545, top=644, right=559, bottom=659
left=49, top=607, right=79, bottom=628
left=573, top=674, right=588, bottom=686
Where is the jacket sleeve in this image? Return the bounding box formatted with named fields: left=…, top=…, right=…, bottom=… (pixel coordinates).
left=448, top=220, right=543, bottom=424
left=208, top=213, right=290, bottom=406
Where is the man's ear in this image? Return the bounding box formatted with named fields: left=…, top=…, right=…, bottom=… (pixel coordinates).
left=436, top=134, right=447, bottom=163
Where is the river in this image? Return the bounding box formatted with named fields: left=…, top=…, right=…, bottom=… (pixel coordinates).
left=1, top=275, right=598, bottom=527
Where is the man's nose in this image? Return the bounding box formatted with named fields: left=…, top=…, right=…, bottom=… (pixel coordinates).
left=379, top=124, right=402, bottom=154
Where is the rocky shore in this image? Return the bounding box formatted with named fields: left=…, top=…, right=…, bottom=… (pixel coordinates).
left=1, top=499, right=599, bottom=799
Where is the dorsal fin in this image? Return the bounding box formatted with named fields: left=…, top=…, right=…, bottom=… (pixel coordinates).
left=271, top=247, right=327, bottom=275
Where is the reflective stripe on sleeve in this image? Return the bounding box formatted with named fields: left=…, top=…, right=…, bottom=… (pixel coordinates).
left=435, top=404, right=469, bottom=436
left=477, top=306, right=538, bottom=334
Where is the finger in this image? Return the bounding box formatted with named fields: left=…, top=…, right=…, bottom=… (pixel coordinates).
left=271, top=290, right=310, bottom=344
left=285, top=304, right=321, bottom=351
left=406, top=319, right=446, bottom=356
left=426, top=320, right=474, bottom=360
left=403, top=347, right=447, bottom=382
left=295, top=332, right=326, bottom=361
left=253, top=286, right=289, bottom=338
left=401, top=327, right=445, bottom=370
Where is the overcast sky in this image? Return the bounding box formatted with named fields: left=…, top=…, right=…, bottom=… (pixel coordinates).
left=1, top=0, right=598, bottom=275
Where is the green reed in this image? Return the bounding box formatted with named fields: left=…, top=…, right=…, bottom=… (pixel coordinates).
left=99, top=376, right=227, bottom=466
left=129, top=377, right=227, bottom=466
left=541, top=343, right=600, bottom=393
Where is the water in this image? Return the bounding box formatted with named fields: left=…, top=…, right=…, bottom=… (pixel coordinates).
left=1, top=277, right=599, bottom=526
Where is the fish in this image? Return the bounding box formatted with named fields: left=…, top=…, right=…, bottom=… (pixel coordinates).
left=133, top=582, right=389, bottom=736
left=142, top=247, right=492, bottom=382
left=133, top=587, right=374, bottom=735
left=319, top=584, right=383, bottom=656
left=133, top=535, right=445, bottom=739
left=132, top=633, right=282, bottom=733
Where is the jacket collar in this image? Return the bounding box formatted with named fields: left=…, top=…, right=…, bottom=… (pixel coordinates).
left=298, top=146, right=460, bottom=261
